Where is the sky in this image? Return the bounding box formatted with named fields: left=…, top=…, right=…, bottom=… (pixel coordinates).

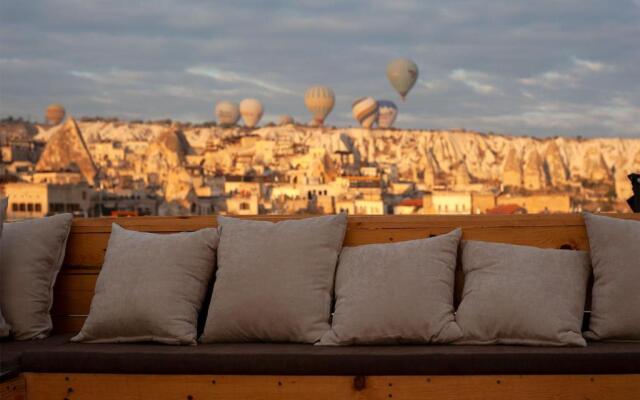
left=1, top=0, right=639, bottom=137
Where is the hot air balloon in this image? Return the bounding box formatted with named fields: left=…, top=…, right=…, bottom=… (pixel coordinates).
left=304, top=85, right=335, bottom=126
left=352, top=97, right=378, bottom=129
left=386, top=58, right=418, bottom=101
left=239, top=98, right=263, bottom=128
left=215, top=101, right=240, bottom=127
left=45, top=104, right=66, bottom=125
left=377, top=100, right=398, bottom=128
left=278, top=115, right=294, bottom=126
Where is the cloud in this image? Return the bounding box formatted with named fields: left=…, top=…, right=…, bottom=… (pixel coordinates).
left=1, top=1, right=639, bottom=137
left=478, top=97, right=640, bottom=136
left=449, top=69, right=498, bottom=95
left=519, top=57, right=614, bottom=88
left=186, top=66, right=296, bottom=96
left=68, top=69, right=147, bottom=86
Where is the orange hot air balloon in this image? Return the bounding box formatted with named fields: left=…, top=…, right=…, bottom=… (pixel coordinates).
left=45, top=104, right=66, bottom=125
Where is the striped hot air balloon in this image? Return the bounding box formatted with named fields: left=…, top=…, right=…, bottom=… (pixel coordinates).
left=239, top=98, right=263, bottom=128
left=45, top=104, right=66, bottom=125
left=304, top=85, right=335, bottom=126
left=215, top=101, right=240, bottom=127
left=352, top=97, right=378, bottom=129
left=377, top=100, right=398, bottom=128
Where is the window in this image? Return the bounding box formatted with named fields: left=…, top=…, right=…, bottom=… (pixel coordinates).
left=35, top=204, right=42, bottom=212
left=19, top=203, right=26, bottom=212
left=82, top=191, right=87, bottom=200
left=12, top=203, right=18, bottom=212
left=240, top=202, right=250, bottom=210
left=27, top=203, right=34, bottom=212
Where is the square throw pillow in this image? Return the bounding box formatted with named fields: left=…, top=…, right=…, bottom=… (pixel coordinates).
left=0, top=197, right=10, bottom=338
left=319, top=229, right=463, bottom=345
left=0, top=213, right=73, bottom=340
left=72, top=224, right=219, bottom=345
left=200, top=214, right=347, bottom=343
left=455, top=241, right=591, bottom=347
left=583, top=213, right=640, bottom=341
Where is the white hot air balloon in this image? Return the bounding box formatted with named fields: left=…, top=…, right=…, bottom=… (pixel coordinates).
left=278, top=115, right=294, bottom=126
left=304, top=85, right=335, bottom=126
left=386, top=58, right=419, bottom=101
left=352, top=97, right=378, bottom=129
left=377, top=100, right=398, bottom=128
left=239, top=98, right=263, bottom=128
left=215, top=101, right=240, bottom=127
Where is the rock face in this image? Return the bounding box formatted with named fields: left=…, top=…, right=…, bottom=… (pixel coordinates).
left=544, top=141, right=568, bottom=187
left=523, top=150, right=545, bottom=191
left=584, top=148, right=612, bottom=182
left=35, top=117, right=97, bottom=184
left=502, top=147, right=522, bottom=188
left=36, top=120, right=640, bottom=201
left=145, top=127, right=192, bottom=173
left=144, top=127, right=196, bottom=209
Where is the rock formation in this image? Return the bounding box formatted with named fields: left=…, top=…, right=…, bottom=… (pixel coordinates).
left=502, top=146, right=522, bottom=188
left=544, top=141, right=568, bottom=187
left=523, top=150, right=546, bottom=191
left=584, top=149, right=612, bottom=182
left=35, top=117, right=97, bottom=185
left=28, top=120, right=639, bottom=202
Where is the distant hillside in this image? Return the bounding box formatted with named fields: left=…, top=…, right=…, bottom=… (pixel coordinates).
left=68, top=120, right=640, bottom=190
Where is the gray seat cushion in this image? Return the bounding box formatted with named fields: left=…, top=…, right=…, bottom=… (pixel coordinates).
left=4, top=334, right=640, bottom=376
left=0, top=335, right=70, bottom=380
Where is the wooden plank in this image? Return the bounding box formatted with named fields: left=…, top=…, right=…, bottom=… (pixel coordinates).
left=62, top=225, right=592, bottom=268
left=51, top=315, right=86, bottom=334
left=68, top=213, right=640, bottom=233
left=0, top=375, right=26, bottom=400
left=65, top=213, right=640, bottom=268
left=22, top=373, right=640, bottom=400
left=51, top=288, right=95, bottom=316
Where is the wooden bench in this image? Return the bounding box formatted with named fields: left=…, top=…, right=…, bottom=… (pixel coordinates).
left=4, top=214, right=640, bottom=400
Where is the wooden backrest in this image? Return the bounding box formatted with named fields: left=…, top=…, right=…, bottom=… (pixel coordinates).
left=51, top=213, right=640, bottom=334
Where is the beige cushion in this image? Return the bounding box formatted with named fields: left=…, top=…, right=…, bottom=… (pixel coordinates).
left=0, top=197, right=10, bottom=338
left=584, top=213, right=640, bottom=341
left=201, top=214, right=347, bottom=343
left=0, top=213, right=73, bottom=340
left=320, top=229, right=463, bottom=345
left=455, top=241, right=590, bottom=347
left=72, top=224, right=219, bottom=345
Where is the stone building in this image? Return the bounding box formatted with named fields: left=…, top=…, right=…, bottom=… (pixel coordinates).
left=1, top=181, right=93, bottom=219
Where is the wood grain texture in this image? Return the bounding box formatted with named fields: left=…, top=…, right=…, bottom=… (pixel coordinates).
left=22, top=373, right=640, bottom=400
left=0, top=376, right=26, bottom=400
left=51, top=213, right=640, bottom=334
